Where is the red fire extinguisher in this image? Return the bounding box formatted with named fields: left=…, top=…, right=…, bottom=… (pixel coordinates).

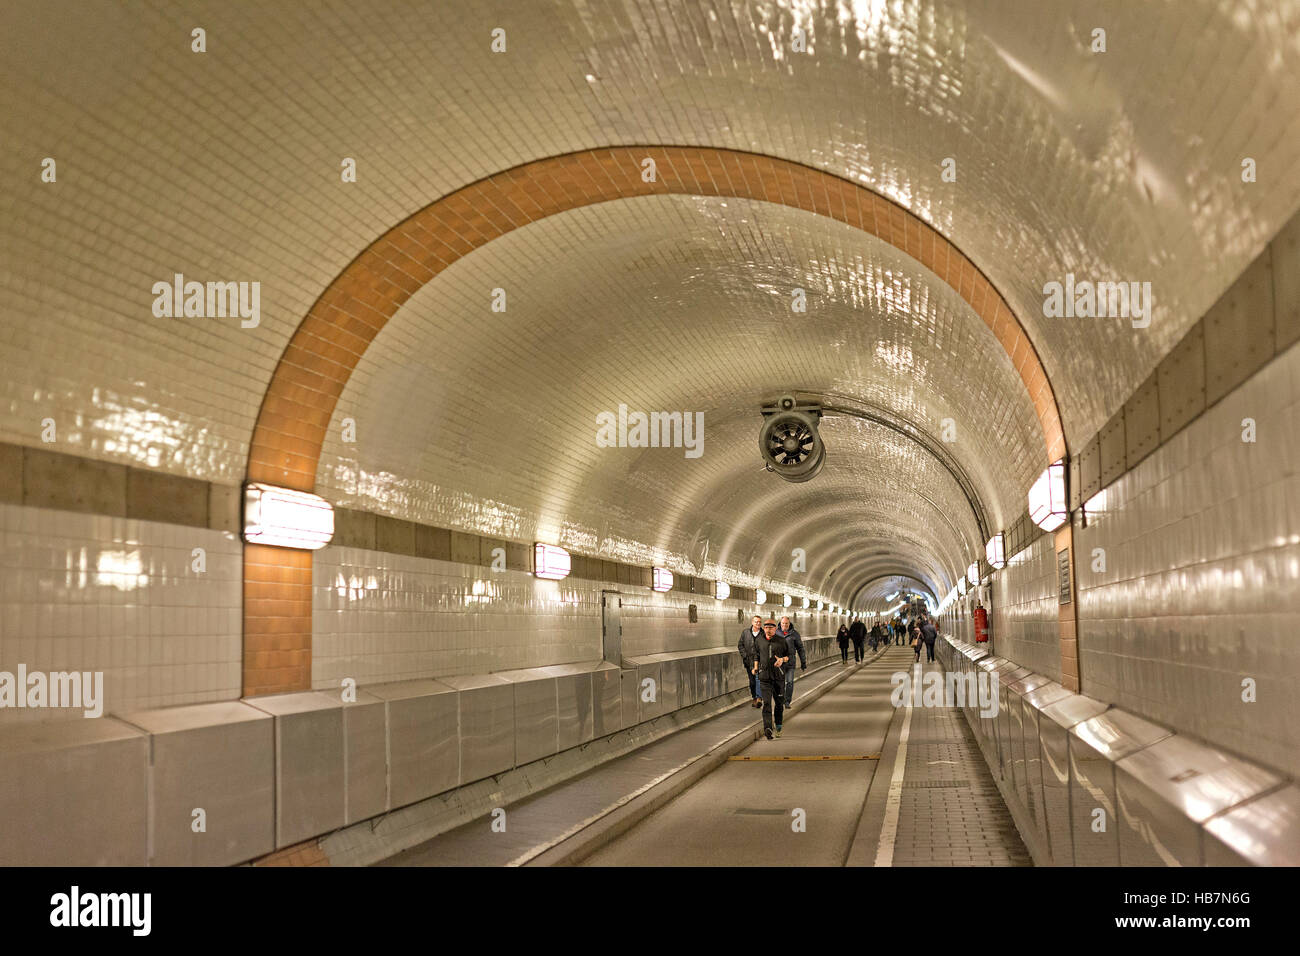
left=974, top=604, right=989, bottom=643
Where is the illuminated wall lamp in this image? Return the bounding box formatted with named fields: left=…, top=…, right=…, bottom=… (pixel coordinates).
left=714, top=580, right=730, bottom=601
left=243, top=483, right=334, bottom=550
left=986, top=532, right=1006, bottom=570
left=755, top=589, right=767, bottom=605
left=651, top=567, right=674, bottom=592
left=957, top=575, right=968, bottom=596
left=1028, top=461, right=1069, bottom=532
left=802, top=597, right=810, bottom=609
left=533, top=543, right=571, bottom=581
left=967, top=562, right=980, bottom=587
left=782, top=594, right=793, bottom=608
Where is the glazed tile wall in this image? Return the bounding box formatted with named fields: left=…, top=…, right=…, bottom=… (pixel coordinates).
left=0, top=503, right=242, bottom=722
left=1076, top=341, right=1300, bottom=778
left=990, top=535, right=1061, bottom=683
left=312, top=545, right=835, bottom=687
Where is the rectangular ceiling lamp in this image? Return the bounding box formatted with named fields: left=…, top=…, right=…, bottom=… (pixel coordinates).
left=986, top=533, right=1006, bottom=570
left=534, top=543, right=571, bottom=580
left=1028, top=461, right=1069, bottom=532
left=652, top=567, right=673, bottom=592
left=714, top=580, right=730, bottom=600
left=243, top=483, right=334, bottom=550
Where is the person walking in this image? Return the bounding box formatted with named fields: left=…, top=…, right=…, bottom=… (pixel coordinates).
left=777, top=615, right=806, bottom=706
left=895, top=619, right=906, bottom=646
left=738, top=615, right=764, bottom=708
left=836, top=623, right=850, bottom=664
left=908, top=618, right=922, bottom=661
left=849, top=617, right=867, bottom=662
left=753, top=619, right=791, bottom=739
left=920, top=614, right=938, bottom=663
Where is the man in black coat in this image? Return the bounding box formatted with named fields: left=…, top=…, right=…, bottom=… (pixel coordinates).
left=848, top=618, right=867, bottom=662
left=752, top=620, right=791, bottom=739
left=738, top=615, right=764, bottom=708
left=920, top=615, right=939, bottom=663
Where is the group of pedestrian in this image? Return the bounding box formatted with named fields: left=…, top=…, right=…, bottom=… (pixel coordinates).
left=736, top=607, right=940, bottom=742
left=737, top=615, right=807, bottom=740
left=909, top=614, right=939, bottom=662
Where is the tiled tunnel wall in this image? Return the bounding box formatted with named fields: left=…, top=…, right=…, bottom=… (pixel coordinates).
left=0, top=501, right=242, bottom=722
left=989, top=535, right=1062, bottom=684
left=313, top=544, right=831, bottom=688
left=1075, top=339, right=1300, bottom=780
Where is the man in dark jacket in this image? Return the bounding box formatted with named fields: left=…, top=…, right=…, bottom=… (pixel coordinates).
left=777, top=615, right=806, bottom=706
left=920, top=615, right=938, bottom=662
left=738, top=615, right=764, bottom=708
left=752, top=620, right=790, bottom=739
left=848, top=618, right=867, bottom=662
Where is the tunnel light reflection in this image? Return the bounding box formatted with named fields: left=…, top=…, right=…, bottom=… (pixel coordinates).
left=652, top=567, right=673, bottom=592
left=96, top=550, right=147, bottom=590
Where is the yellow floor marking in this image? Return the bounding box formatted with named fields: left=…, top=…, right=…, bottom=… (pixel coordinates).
left=728, top=754, right=880, bottom=761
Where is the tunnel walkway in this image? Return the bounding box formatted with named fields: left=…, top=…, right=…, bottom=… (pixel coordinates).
left=581, top=644, right=1029, bottom=866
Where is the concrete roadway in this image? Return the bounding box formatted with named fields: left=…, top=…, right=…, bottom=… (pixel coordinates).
left=581, top=645, right=911, bottom=866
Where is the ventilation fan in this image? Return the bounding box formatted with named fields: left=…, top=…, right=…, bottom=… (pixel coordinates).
left=759, top=396, right=825, bottom=483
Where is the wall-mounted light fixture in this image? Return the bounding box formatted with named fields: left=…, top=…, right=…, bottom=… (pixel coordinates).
left=782, top=594, right=793, bottom=608
left=243, top=483, right=334, bottom=550
left=755, top=588, right=767, bottom=605
left=957, top=575, right=968, bottom=596
left=967, top=562, right=980, bottom=587
left=802, top=597, right=810, bottom=609
left=714, top=580, right=730, bottom=601
left=1028, top=460, right=1069, bottom=532
left=985, top=532, right=1006, bottom=570
left=652, top=567, right=673, bottom=592
left=534, top=543, right=571, bottom=580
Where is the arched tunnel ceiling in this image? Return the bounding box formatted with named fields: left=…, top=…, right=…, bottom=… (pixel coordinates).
left=317, top=194, right=1037, bottom=602
left=1, top=1, right=1298, bottom=599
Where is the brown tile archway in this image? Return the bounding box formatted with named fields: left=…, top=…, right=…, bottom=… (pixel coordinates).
left=242, top=146, right=1066, bottom=695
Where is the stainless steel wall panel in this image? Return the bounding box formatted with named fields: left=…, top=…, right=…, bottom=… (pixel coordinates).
left=369, top=679, right=459, bottom=808
left=0, top=718, right=148, bottom=866
left=1116, top=735, right=1282, bottom=866
left=249, top=691, right=346, bottom=849
left=1124, top=372, right=1161, bottom=467
left=1067, top=709, right=1169, bottom=866
left=342, top=690, right=388, bottom=823
left=1204, top=785, right=1300, bottom=867
left=500, top=671, right=559, bottom=766
left=443, top=675, right=515, bottom=784
left=621, top=668, right=641, bottom=727
left=592, top=663, right=622, bottom=738
left=123, top=701, right=275, bottom=866
left=547, top=669, right=594, bottom=751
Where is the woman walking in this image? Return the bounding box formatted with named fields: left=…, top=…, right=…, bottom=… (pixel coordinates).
left=836, top=623, right=850, bottom=664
